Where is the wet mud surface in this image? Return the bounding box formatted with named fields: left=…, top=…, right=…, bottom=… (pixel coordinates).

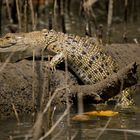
left=0, top=43, right=140, bottom=119
left=0, top=60, right=78, bottom=119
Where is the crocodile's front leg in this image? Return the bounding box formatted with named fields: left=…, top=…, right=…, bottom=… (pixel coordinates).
left=49, top=52, right=65, bottom=71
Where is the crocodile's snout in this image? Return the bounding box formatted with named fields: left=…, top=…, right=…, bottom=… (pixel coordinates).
left=0, top=34, right=18, bottom=48
left=0, top=39, right=17, bottom=48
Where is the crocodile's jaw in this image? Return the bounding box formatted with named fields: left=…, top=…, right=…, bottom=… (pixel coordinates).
left=0, top=33, right=18, bottom=48
left=0, top=31, right=48, bottom=62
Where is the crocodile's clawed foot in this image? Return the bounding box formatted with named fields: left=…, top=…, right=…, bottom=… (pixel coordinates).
left=50, top=66, right=56, bottom=72
left=45, top=63, right=56, bottom=72
left=49, top=62, right=57, bottom=72
left=91, top=92, right=103, bottom=103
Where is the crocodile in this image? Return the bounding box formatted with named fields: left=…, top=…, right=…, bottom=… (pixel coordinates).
left=0, top=29, right=135, bottom=107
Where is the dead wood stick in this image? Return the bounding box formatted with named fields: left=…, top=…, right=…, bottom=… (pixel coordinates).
left=70, top=62, right=137, bottom=103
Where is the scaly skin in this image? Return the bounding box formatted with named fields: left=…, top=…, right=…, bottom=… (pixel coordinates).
left=0, top=29, right=134, bottom=106
left=43, top=29, right=118, bottom=84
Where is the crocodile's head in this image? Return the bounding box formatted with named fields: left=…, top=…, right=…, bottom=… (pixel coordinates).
left=0, top=30, right=48, bottom=62
left=0, top=30, right=49, bottom=49
left=0, top=33, right=18, bottom=48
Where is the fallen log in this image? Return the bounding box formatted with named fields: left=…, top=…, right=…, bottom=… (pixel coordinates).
left=0, top=60, right=78, bottom=119
left=70, top=62, right=138, bottom=103
left=0, top=60, right=138, bottom=119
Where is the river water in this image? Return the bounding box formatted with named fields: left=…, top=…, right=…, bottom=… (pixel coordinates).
left=1, top=105, right=140, bottom=140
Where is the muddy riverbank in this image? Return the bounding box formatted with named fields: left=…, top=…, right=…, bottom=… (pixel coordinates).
left=0, top=43, right=140, bottom=120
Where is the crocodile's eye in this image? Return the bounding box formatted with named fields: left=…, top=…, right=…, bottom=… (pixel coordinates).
left=4, top=34, right=17, bottom=44
left=42, top=29, right=49, bottom=36
left=42, top=32, right=48, bottom=36
left=5, top=36, right=11, bottom=40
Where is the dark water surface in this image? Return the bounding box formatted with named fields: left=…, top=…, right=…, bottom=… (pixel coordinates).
left=1, top=105, right=140, bottom=140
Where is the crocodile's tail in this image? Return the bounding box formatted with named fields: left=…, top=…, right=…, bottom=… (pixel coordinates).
left=107, top=88, right=135, bottom=108
left=118, top=88, right=134, bottom=108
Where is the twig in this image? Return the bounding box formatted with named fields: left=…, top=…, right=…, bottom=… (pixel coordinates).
left=51, top=106, right=56, bottom=126
left=0, top=0, right=2, bottom=36
left=96, top=128, right=140, bottom=135
left=32, top=113, right=44, bottom=140
left=43, top=86, right=67, bottom=114
left=124, top=0, right=128, bottom=24
left=51, top=128, right=64, bottom=140
left=10, top=134, right=32, bottom=140
left=107, top=0, right=113, bottom=29
left=77, top=92, right=84, bottom=114
left=32, top=50, right=35, bottom=120
left=23, top=0, right=28, bottom=32
left=39, top=106, right=70, bottom=140
left=29, top=0, right=36, bottom=30
left=32, top=87, right=67, bottom=140
left=16, top=0, right=21, bottom=31
left=107, top=0, right=113, bottom=43
left=11, top=103, right=20, bottom=124
left=6, top=0, right=13, bottom=23
left=0, top=52, right=14, bottom=73
left=64, top=49, right=71, bottom=139
left=71, top=131, right=78, bottom=140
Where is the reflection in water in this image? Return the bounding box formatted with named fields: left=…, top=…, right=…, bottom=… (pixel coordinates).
left=71, top=108, right=140, bottom=140
left=0, top=117, right=33, bottom=140
left=1, top=107, right=140, bottom=140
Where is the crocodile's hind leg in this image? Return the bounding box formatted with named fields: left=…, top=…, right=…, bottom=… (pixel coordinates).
left=107, top=88, right=135, bottom=108
left=117, top=88, right=134, bottom=108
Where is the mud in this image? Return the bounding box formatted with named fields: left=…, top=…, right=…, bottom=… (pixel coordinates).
left=0, top=43, right=140, bottom=119
left=104, top=44, right=140, bottom=67
left=103, top=43, right=140, bottom=86
left=0, top=60, right=78, bottom=119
